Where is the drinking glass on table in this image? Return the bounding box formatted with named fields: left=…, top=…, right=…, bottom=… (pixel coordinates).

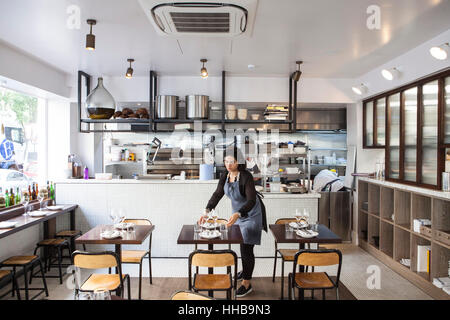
left=295, top=209, right=302, bottom=227
left=93, top=288, right=111, bottom=300
left=109, top=208, right=119, bottom=227
left=211, top=209, right=218, bottom=228
left=118, top=208, right=126, bottom=224
left=303, top=208, right=310, bottom=224
left=37, top=193, right=45, bottom=210
left=22, top=198, right=29, bottom=215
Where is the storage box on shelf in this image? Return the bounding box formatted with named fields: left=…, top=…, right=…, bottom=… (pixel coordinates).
left=357, top=178, right=450, bottom=299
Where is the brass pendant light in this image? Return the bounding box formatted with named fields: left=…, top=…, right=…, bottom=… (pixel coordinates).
left=200, top=59, right=208, bottom=79
left=86, top=19, right=97, bottom=51
left=125, top=59, right=135, bottom=79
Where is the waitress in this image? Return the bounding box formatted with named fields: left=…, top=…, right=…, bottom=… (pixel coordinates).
left=202, top=146, right=267, bottom=298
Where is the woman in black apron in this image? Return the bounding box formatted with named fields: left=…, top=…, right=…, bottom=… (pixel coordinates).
left=202, top=147, right=267, bottom=297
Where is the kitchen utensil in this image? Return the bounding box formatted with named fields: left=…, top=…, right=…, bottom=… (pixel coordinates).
left=95, top=173, right=113, bottom=180
left=199, top=230, right=221, bottom=239
left=155, top=95, right=179, bottom=119
left=185, top=95, right=209, bottom=119
left=296, top=229, right=318, bottom=238
left=250, top=114, right=260, bottom=120
left=100, top=230, right=122, bottom=239
left=0, top=221, right=18, bottom=229
left=46, top=205, right=64, bottom=211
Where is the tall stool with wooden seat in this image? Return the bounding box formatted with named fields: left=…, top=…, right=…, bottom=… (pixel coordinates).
left=188, top=249, right=238, bottom=300
left=118, top=218, right=153, bottom=300
left=31, top=238, right=71, bottom=284
left=55, top=230, right=86, bottom=254
left=171, top=290, right=213, bottom=300
left=272, top=218, right=312, bottom=299
left=0, top=256, right=48, bottom=300
left=0, top=270, right=21, bottom=300
left=72, top=251, right=131, bottom=300
left=288, top=249, right=342, bottom=300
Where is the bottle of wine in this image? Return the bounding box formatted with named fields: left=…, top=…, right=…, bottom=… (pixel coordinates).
left=16, top=187, right=20, bottom=204
left=10, top=188, right=15, bottom=206
left=50, top=182, right=55, bottom=200
left=32, top=183, right=36, bottom=200
left=5, top=189, right=10, bottom=207
left=47, top=181, right=50, bottom=198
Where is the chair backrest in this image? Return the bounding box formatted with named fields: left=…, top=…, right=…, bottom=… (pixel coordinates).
left=123, top=219, right=152, bottom=226
left=295, top=249, right=341, bottom=267
left=275, top=218, right=296, bottom=225
left=171, top=290, right=213, bottom=300
left=189, top=250, right=237, bottom=268
left=72, top=251, right=119, bottom=269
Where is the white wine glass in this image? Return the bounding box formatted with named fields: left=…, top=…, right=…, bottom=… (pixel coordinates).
left=22, top=197, right=29, bottom=215
left=117, top=208, right=126, bottom=224
left=93, top=288, right=111, bottom=300
left=37, top=193, right=45, bottom=210
left=109, top=208, right=118, bottom=225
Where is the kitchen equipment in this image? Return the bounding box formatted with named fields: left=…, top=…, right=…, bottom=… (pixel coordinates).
left=85, top=77, right=116, bottom=119
left=442, top=172, right=450, bottom=191
left=285, top=167, right=299, bottom=174
left=185, top=95, right=209, bottom=119
left=250, top=114, right=260, bottom=120
left=199, top=164, right=214, bottom=181
left=237, top=108, right=248, bottom=120
left=156, top=95, right=179, bottom=119
left=95, top=173, right=113, bottom=180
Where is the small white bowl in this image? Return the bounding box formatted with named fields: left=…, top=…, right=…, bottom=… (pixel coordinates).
left=251, top=114, right=260, bottom=120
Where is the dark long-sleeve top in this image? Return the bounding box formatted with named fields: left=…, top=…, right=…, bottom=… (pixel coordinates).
left=206, top=170, right=257, bottom=218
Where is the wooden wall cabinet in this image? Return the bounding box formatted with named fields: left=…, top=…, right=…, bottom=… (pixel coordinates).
left=363, top=100, right=385, bottom=148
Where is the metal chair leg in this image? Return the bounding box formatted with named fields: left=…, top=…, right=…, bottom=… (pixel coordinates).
left=139, top=263, right=143, bottom=300
left=280, top=259, right=285, bottom=299
left=336, top=287, right=339, bottom=300
left=322, top=289, right=326, bottom=300
left=39, top=259, right=49, bottom=297
left=57, top=246, right=63, bottom=284
left=13, top=275, right=21, bottom=300
left=11, top=267, right=16, bottom=297
left=23, top=266, right=29, bottom=300
left=127, top=276, right=131, bottom=300
left=287, top=273, right=292, bottom=300
left=148, top=255, right=153, bottom=285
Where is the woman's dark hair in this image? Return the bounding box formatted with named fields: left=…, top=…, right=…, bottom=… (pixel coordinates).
left=223, top=146, right=247, bottom=171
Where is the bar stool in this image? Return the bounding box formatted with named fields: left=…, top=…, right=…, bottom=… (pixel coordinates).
left=0, top=269, right=21, bottom=300
left=0, top=256, right=48, bottom=300
left=55, top=230, right=86, bottom=254
left=31, top=238, right=71, bottom=284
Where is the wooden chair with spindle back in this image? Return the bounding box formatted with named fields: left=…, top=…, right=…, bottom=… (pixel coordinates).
left=188, top=249, right=238, bottom=300
left=288, top=249, right=342, bottom=300
left=72, top=251, right=131, bottom=299
left=171, top=290, right=214, bottom=300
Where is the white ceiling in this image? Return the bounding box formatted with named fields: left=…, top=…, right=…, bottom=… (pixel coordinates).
left=0, top=0, right=449, bottom=78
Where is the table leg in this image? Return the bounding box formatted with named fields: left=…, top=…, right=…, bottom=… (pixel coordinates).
left=70, top=210, right=76, bottom=253
left=115, top=244, right=122, bottom=274
left=299, top=243, right=305, bottom=300
left=207, top=244, right=213, bottom=297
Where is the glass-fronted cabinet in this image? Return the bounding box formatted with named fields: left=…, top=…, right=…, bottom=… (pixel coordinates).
left=404, top=87, right=418, bottom=182
left=363, top=100, right=385, bottom=148
left=445, top=77, right=450, bottom=144
left=387, top=93, right=400, bottom=179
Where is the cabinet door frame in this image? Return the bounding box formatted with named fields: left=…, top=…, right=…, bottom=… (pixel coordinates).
left=363, top=99, right=385, bottom=149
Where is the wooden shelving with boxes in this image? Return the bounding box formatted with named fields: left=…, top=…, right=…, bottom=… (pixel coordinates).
left=358, top=178, right=450, bottom=300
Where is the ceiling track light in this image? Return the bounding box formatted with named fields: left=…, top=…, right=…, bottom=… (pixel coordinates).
left=381, top=67, right=400, bottom=81
left=200, top=58, right=208, bottom=79
left=86, top=19, right=97, bottom=51
left=125, top=58, right=135, bottom=79
left=430, top=43, right=449, bottom=60
left=291, top=60, right=303, bottom=82
left=352, top=84, right=367, bottom=95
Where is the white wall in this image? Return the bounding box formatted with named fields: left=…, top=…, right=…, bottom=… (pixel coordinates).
left=0, top=41, right=71, bottom=98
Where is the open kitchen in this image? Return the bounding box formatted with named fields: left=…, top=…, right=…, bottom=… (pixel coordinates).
left=0, top=0, right=449, bottom=303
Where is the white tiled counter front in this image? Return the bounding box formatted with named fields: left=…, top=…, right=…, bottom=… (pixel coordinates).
left=55, top=179, right=320, bottom=260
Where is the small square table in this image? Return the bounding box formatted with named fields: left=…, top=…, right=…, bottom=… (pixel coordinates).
left=269, top=223, right=342, bottom=299
left=75, top=224, right=154, bottom=272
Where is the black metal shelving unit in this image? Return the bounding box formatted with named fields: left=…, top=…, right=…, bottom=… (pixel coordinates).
left=78, top=69, right=298, bottom=133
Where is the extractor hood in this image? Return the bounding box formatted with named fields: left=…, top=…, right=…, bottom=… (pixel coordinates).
left=138, top=0, right=258, bottom=37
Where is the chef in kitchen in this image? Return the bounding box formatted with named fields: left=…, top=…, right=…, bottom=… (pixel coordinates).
left=201, top=146, right=267, bottom=298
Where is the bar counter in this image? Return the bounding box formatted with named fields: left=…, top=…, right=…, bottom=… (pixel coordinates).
left=55, top=179, right=321, bottom=258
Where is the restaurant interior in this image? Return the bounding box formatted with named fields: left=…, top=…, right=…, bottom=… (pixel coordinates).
left=0, top=0, right=450, bottom=302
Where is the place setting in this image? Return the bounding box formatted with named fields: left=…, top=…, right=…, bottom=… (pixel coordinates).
left=100, top=208, right=136, bottom=239
left=286, top=209, right=319, bottom=238
left=194, top=209, right=228, bottom=240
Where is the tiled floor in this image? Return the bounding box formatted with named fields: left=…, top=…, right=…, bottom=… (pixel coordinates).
left=0, top=244, right=433, bottom=300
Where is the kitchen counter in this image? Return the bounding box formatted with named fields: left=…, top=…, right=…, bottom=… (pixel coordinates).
left=55, top=179, right=321, bottom=270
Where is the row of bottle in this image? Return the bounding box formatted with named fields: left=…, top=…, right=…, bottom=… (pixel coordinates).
left=0, top=181, right=55, bottom=208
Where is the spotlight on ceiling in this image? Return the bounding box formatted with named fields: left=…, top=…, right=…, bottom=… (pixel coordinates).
left=125, top=59, right=134, bottom=79
left=352, top=84, right=368, bottom=95
left=381, top=67, right=400, bottom=81
left=430, top=43, right=449, bottom=60
left=86, top=19, right=97, bottom=51
left=291, top=61, right=303, bottom=82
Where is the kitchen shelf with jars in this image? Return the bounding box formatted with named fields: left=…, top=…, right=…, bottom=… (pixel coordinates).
left=77, top=70, right=299, bottom=133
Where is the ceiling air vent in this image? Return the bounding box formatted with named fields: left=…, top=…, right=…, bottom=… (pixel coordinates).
left=139, top=1, right=258, bottom=37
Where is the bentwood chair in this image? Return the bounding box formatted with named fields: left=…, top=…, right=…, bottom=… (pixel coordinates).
left=272, top=218, right=311, bottom=299
left=188, top=249, right=238, bottom=300
left=171, top=290, right=214, bottom=300
left=72, top=251, right=131, bottom=300
left=288, top=249, right=342, bottom=300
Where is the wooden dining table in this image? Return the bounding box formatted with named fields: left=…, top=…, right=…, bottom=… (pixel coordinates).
left=75, top=224, right=154, bottom=272
left=269, top=223, right=342, bottom=299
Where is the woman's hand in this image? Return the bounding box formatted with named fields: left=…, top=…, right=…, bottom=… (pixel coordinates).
left=226, top=212, right=240, bottom=228
left=198, top=208, right=210, bottom=224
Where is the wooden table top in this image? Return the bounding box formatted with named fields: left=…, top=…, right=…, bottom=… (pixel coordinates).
left=0, top=204, right=78, bottom=240
left=75, top=225, right=154, bottom=245
left=269, top=224, right=342, bottom=244
left=177, top=225, right=243, bottom=245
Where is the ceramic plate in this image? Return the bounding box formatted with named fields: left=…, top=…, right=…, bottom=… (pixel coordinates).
left=289, top=221, right=308, bottom=229
left=114, top=223, right=134, bottom=230
left=0, top=221, right=18, bottom=229
left=201, top=223, right=217, bottom=230
left=199, top=230, right=221, bottom=239
left=295, top=229, right=319, bottom=238
left=28, top=210, right=51, bottom=217
left=100, top=231, right=122, bottom=239
left=46, top=205, right=64, bottom=211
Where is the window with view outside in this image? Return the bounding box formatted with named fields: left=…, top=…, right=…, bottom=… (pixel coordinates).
left=0, top=87, right=44, bottom=199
